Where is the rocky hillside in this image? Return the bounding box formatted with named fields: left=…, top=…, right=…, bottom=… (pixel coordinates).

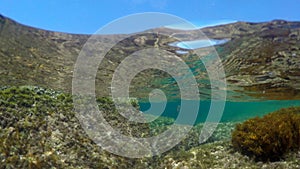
left=152, top=20, right=300, bottom=100
left=218, top=20, right=300, bottom=100
left=1, top=14, right=300, bottom=100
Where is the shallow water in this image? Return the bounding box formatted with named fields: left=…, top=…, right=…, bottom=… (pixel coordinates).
left=139, top=40, right=299, bottom=125
left=139, top=100, right=300, bottom=124
left=169, top=39, right=229, bottom=49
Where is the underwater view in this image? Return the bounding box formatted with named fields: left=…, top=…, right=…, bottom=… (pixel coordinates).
left=1, top=1, right=300, bottom=168
left=139, top=100, right=300, bottom=123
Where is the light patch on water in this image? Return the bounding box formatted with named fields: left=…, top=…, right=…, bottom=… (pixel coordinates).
left=169, top=39, right=229, bottom=49
left=176, top=50, right=189, bottom=54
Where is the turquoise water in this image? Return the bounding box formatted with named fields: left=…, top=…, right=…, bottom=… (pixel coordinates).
left=137, top=44, right=300, bottom=125
left=169, top=39, right=229, bottom=49
left=139, top=100, right=300, bottom=124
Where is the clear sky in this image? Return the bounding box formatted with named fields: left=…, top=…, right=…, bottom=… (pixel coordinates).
left=0, top=0, right=299, bottom=34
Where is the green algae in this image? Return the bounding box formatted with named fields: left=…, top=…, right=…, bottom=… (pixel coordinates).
left=0, top=86, right=299, bottom=168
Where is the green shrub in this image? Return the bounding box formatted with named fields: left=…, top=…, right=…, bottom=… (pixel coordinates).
left=231, top=107, right=300, bottom=161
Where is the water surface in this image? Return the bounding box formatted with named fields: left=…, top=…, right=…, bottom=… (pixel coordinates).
left=169, top=39, right=229, bottom=49
left=139, top=100, right=300, bottom=124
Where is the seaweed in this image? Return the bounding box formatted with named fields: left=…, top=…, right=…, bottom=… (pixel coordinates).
left=232, top=107, right=300, bottom=161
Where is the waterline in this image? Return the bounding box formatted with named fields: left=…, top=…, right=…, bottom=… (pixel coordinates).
left=169, top=39, right=229, bottom=49
left=139, top=100, right=300, bottom=124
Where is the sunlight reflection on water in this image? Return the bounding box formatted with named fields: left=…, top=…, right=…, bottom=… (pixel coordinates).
left=169, top=39, right=229, bottom=49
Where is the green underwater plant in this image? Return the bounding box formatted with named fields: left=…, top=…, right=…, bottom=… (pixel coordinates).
left=0, top=86, right=154, bottom=168
left=232, top=107, right=300, bottom=161
left=1, top=85, right=299, bottom=168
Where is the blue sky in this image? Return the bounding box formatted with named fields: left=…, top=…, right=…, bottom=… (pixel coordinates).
left=0, top=0, right=299, bottom=34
